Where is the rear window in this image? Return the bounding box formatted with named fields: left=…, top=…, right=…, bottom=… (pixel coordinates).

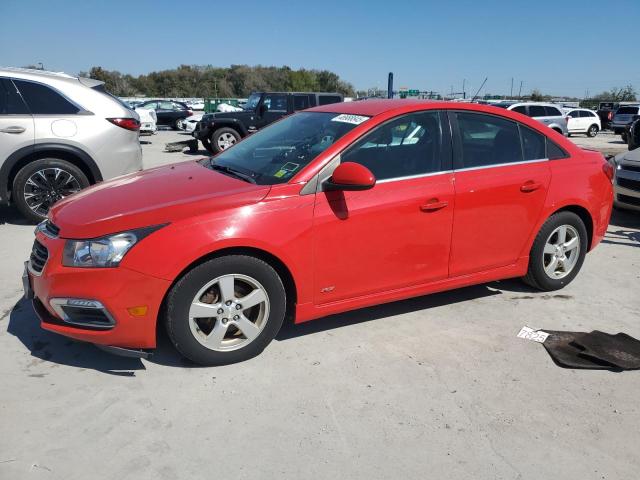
left=617, top=106, right=639, bottom=115
left=14, top=80, right=80, bottom=114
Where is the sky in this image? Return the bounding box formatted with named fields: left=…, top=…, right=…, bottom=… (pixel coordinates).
left=1, top=0, right=639, bottom=98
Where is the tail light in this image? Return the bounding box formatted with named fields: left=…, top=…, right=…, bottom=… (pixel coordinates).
left=602, top=159, right=615, bottom=183
left=187, top=110, right=193, bottom=116
left=608, top=111, right=613, bottom=121
left=107, top=118, right=140, bottom=131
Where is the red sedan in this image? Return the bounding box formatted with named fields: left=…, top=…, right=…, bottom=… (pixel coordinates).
left=24, top=100, right=614, bottom=365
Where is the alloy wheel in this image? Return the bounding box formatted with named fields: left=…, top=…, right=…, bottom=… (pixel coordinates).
left=216, top=132, right=237, bottom=150
left=542, top=225, right=580, bottom=279
left=23, top=168, right=82, bottom=217
left=188, top=274, right=270, bottom=352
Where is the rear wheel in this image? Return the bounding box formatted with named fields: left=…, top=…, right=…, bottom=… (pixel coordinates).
left=587, top=124, right=599, bottom=137
left=523, top=211, right=588, bottom=291
left=164, top=255, right=286, bottom=366
left=173, top=119, right=182, bottom=130
left=13, top=158, right=89, bottom=223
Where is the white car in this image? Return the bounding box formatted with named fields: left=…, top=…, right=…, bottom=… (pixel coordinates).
left=564, top=108, right=601, bottom=137
left=135, top=107, right=157, bottom=135
left=178, top=113, right=204, bottom=132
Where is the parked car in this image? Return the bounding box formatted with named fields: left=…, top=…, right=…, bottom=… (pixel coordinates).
left=178, top=113, right=204, bottom=133
left=611, top=105, right=640, bottom=138
left=564, top=108, right=601, bottom=137
left=496, top=102, right=569, bottom=135
left=613, top=146, right=640, bottom=211
left=24, top=100, right=613, bottom=365
left=0, top=68, right=142, bottom=222
left=135, top=107, right=157, bottom=135
left=137, top=100, right=193, bottom=130
left=193, top=91, right=344, bottom=153
left=625, top=117, right=640, bottom=151
left=596, top=102, right=618, bottom=130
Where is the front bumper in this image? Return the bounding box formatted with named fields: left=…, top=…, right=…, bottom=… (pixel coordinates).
left=614, top=162, right=640, bottom=212
left=26, top=231, right=171, bottom=349
left=192, top=123, right=211, bottom=140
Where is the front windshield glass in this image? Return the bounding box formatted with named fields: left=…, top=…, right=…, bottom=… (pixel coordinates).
left=243, top=93, right=262, bottom=111
left=208, top=112, right=369, bottom=185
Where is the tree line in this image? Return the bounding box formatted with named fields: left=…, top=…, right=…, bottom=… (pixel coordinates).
left=78, top=65, right=356, bottom=98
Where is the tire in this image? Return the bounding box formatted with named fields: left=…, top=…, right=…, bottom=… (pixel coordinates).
left=210, top=127, right=241, bottom=153
left=587, top=124, right=599, bottom=137
left=13, top=158, right=90, bottom=223
left=173, top=119, right=182, bottom=130
left=201, top=136, right=215, bottom=154
left=523, top=211, right=588, bottom=291
left=621, top=132, right=627, bottom=143
left=164, top=255, right=286, bottom=366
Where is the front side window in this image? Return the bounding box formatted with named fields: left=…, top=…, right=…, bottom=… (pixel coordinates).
left=512, top=105, right=527, bottom=115
left=341, top=111, right=443, bottom=181
left=455, top=112, right=522, bottom=168
left=159, top=101, right=174, bottom=110
left=568, top=110, right=579, bottom=118
left=263, top=94, right=287, bottom=112
left=13, top=80, right=79, bottom=114
left=243, top=93, right=261, bottom=111
left=207, top=112, right=367, bottom=185
left=0, top=79, right=29, bottom=115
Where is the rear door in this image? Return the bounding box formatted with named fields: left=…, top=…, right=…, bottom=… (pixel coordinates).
left=449, top=111, right=551, bottom=276
left=312, top=111, right=455, bottom=303
left=0, top=79, right=34, bottom=191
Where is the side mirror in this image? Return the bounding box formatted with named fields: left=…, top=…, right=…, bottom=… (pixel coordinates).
left=324, top=162, right=376, bottom=191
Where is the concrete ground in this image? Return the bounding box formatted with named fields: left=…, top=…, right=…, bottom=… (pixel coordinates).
left=0, top=130, right=639, bottom=480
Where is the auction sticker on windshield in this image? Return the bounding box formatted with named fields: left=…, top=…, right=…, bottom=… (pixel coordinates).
left=331, top=114, right=369, bottom=125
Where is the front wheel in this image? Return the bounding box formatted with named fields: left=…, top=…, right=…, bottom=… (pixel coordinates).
left=210, top=127, right=240, bottom=153
left=587, top=124, right=599, bottom=137
left=13, top=158, right=89, bottom=223
left=522, top=211, right=588, bottom=291
left=164, top=255, right=286, bottom=366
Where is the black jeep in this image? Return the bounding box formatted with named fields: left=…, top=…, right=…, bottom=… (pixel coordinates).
left=193, top=91, right=343, bottom=153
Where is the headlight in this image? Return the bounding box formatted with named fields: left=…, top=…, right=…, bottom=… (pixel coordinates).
left=62, top=225, right=165, bottom=268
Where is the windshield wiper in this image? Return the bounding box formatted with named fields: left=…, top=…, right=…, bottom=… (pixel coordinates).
left=210, top=162, right=257, bottom=184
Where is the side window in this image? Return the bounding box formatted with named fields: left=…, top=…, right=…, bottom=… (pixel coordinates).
left=159, top=101, right=174, bottom=110
left=547, top=139, right=568, bottom=160
left=528, top=105, right=547, bottom=118
left=520, top=125, right=546, bottom=160
left=318, top=95, right=342, bottom=106
left=263, top=94, right=287, bottom=112
left=568, top=110, right=579, bottom=118
left=512, top=105, right=527, bottom=115
left=13, top=80, right=79, bottom=114
left=172, top=102, right=185, bottom=111
left=545, top=106, right=562, bottom=117
left=0, top=79, right=30, bottom=115
left=293, top=95, right=310, bottom=111
left=341, top=111, right=443, bottom=181
left=455, top=112, right=522, bottom=168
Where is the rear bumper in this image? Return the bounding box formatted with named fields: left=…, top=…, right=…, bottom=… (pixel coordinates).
left=27, top=232, right=171, bottom=349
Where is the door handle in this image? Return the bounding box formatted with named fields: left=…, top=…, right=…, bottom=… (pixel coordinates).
left=520, top=181, right=542, bottom=193
left=420, top=199, right=449, bottom=212
left=0, top=126, right=26, bottom=134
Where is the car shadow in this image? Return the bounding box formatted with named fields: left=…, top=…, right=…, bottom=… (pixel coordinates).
left=602, top=209, right=640, bottom=248
left=0, top=205, right=33, bottom=226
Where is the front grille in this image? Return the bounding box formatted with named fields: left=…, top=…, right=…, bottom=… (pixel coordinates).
left=29, top=240, right=48, bottom=274
left=618, top=194, right=640, bottom=207
left=617, top=177, right=640, bottom=192
left=43, top=221, right=60, bottom=238
left=620, top=163, right=640, bottom=174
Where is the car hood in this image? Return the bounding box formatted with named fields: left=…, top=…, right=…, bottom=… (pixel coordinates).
left=615, top=147, right=640, bottom=164
left=50, top=161, right=271, bottom=239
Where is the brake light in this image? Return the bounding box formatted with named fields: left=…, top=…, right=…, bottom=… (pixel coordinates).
left=608, top=111, right=613, bottom=121
left=187, top=110, right=193, bottom=116
left=602, top=160, right=615, bottom=183
left=107, top=118, right=140, bottom=131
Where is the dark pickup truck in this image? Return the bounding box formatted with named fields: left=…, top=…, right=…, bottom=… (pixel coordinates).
left=193, top=91, right=343, bottom=153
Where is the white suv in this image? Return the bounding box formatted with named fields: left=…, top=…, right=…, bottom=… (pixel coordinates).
left=0, top=68, right=142, bottom=222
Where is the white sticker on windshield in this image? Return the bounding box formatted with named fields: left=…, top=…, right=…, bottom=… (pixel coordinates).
left=331, top=114, right=369, bottom=125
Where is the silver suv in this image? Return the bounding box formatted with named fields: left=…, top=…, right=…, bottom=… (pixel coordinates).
left=494, top=102, right=569, bottom=135
left=0, top=68, right=142, bottom=222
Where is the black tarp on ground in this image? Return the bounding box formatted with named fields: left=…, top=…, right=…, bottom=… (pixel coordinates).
left=543, top=330, right=640, bottom=371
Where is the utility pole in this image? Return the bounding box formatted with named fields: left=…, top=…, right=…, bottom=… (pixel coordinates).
left=510, top=77, right=514, bottom=98
left=387, top=72, right=394, bottom=99
left=462, top=79, right=466, bottom=99
left=518, top=80, right=523, bottom=99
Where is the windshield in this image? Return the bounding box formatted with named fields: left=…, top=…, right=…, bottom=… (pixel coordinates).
left=207, top=112, right=369, bottom=185
left=243, top=93, right=262, bottom=111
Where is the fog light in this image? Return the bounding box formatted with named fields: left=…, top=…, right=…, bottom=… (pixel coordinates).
left=49, top=298, right=115, bottom=329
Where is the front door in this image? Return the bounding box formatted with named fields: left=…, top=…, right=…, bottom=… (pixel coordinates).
left=313, top=111, right=455, bottom=304
left=257, top=93, right=288, bottom=129
left=449, top=111, right=551, bottom=276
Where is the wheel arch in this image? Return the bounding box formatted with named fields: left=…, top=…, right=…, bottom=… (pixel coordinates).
left=550, top=204, right=594, bottom=251
left=159, top=245, right=298, bottom=329
left=211, top=120, right=248, bottom=137
left=0, top=143, right=102, bottom=203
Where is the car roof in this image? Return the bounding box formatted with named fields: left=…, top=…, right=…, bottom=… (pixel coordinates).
left=308, top=99, right=445, bottom=116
